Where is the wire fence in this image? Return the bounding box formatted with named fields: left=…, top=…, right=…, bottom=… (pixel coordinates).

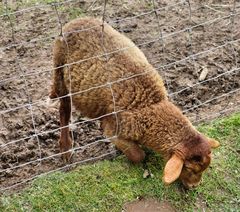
left=0, top=0, right=239, bottom=192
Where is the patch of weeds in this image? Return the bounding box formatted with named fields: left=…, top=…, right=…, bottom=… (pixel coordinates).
left=65, top=7, right=85, bottom=20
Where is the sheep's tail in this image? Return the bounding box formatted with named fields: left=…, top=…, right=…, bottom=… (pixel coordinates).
left=49, top=37, right=68, bottom=99
left=49, top=37, right=73, bottom=161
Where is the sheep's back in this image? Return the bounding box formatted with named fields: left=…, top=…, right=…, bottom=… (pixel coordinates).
left=61, top=17, right=167, bottom=118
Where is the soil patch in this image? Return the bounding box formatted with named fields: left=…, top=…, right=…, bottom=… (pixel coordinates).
left=123, top=198, right=175, bottom=212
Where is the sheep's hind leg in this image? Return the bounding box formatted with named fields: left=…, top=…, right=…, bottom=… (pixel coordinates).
left=113, top=139, right=145, bottom=163
left=59, top=96, right=73, bottom=162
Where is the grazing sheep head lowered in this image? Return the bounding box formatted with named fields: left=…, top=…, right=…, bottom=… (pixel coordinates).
left=50, top=17, right=220, bottom=189
left=119, top=100, right=220, bottom=189
left=163, top=134, right=219, bottom=189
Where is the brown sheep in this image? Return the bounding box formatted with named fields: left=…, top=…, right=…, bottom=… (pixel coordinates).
left=49, top=17, right=220, bottom=189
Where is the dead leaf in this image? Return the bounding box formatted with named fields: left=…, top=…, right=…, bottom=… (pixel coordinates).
left=199, top=67, right=209, bottom=81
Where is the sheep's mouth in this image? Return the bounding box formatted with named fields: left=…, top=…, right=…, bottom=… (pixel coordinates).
left=181, top=180, right=201, bottom=189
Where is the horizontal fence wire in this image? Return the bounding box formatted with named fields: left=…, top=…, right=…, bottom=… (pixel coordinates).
left=0, top=0, right=239, bottom=192
left=0, top=150, right=117, bottom=192
left=0, top=0, right=186, bottom=52
left=1, top=37, right=240, bottom=115
left=1, top=9, right=240, bottom=84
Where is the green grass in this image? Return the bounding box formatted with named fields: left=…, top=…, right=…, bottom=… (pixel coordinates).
left=61, top=7, right=85, bottom=20
left=1, top=113, right=239, bottom=211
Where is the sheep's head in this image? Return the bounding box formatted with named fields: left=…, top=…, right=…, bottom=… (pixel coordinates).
left=162, top=134, right=219, bottom=189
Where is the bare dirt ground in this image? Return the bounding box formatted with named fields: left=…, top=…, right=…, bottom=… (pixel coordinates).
left=123, top=197, right=175, bottom=212
left=0, top=0, right=240, bottom=191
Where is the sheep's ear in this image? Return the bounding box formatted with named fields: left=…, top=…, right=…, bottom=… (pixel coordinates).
left=208, top=138, right=220, bottom=149
left=163, top=154, right=183, bottom=185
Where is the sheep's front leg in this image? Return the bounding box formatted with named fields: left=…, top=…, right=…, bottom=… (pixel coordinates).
left=113, top=139, right=145, bottom=163
left=59, top=96, right=73, bottom=162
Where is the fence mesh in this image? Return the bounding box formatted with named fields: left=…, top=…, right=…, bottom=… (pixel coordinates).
left=0, top=0, right=239, bottom=192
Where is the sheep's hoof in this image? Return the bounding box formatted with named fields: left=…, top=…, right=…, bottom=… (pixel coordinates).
left=59, top=137, right=74, bottom=163
left=61, top=150, right=74, bottom=163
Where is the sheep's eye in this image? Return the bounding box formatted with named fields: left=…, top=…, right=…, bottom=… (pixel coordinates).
left=191, top=155, right=202, bottom=162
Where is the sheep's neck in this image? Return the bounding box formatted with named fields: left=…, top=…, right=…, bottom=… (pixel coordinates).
left=142, top=124, right=197, bottom=159
left=137, top=101, right=198, bottom=159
